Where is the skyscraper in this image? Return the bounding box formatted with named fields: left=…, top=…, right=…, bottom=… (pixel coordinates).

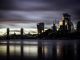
left=59, top=13, right=73, bottom=32
left=7, top=28, right=9, bottom=37
left=37, top=23, right=44, bottom=34
left=52, top=21, right=57, bottom=32
left=21, top=28, right=24, bottom=37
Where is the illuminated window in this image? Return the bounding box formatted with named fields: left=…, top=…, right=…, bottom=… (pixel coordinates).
left=59, top=21, right=63, bottom=26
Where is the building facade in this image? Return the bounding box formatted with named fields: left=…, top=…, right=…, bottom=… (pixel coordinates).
left=37, top=23, right=44, bottom=34
left=59, top=13, right=74, bottom=33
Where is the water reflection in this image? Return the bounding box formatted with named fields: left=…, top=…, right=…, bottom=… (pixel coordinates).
left=0, top=40, right=52, bottom=58
left=0, top=40, right=79, bottom=60
left=23, top=45, right=38, bottom=57
left=42, top=46, right=48, bottom=57
left=56, top=41, right=63, bottom=57
left=0, top=45, right=7, bottom=55
left=9, top=45, right=21, bottom=56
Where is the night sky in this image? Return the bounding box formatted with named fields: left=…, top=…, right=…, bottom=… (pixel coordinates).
left=0, top=0, right=80, bottom=30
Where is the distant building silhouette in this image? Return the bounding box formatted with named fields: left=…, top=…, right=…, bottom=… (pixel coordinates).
left=59, top=19, right=68, bottom=32
left=21, top=28, right=24, bottom=38
left=7, top=28, right=10, bottom=37
left=59, top=13, right=73, bottom=33
left=77, top=21, right=80, bottom=32
left=37, top=23, right=44, bottom=34
left=52, top=21, right=57, bottom=32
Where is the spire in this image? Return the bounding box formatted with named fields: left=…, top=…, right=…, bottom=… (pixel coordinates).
left=53, top=19, right=56, bottom=26
left=52, top=20, right=57, bottom=32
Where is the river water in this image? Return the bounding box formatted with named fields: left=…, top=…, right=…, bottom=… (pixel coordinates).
left=0, top=40, right=80, bottom=60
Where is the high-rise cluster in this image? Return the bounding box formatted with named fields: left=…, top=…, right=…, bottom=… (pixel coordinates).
left=37, top=23, right=44, bottom=35
left=59, top=13, right=74, bottom=33
left=37, top=13, right=74, bottom=34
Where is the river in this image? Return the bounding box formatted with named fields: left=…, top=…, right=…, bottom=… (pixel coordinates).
left=0, top=40, right=80, bottom=60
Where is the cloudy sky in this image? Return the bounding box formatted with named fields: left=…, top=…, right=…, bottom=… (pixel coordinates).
left=0, top=0, right=80, bottom=31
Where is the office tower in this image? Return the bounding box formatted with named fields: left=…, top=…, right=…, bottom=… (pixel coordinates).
left=37, top=23, right=44, bottom=34
left=59, top=13, right=73, bottom=32
left=21, top=28, right=23, bottom=37
left=7, top=28, right=9, bottom=37
left=52, top=22, right=57, bottom=32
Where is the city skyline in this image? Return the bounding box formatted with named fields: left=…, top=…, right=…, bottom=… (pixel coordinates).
left=0, top=0, right=80, bottom=29
left=0, top=13, right=78, bottom=36
left=0, top=1, right=80, bottom=60
left=0, top=0, right=80, bottom=35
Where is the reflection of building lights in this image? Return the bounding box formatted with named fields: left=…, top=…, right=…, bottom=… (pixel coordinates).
left=56, top=44, right=61, bottom=56
left=9, top=45, right=21, bottom=55
left=42, top=46, right=48, bottom=56
left=74, top=43, right=77, bottom=55
left=0, top=45, right=7, bottom=55
left=23, top=46, right=38, bottom=57
left=56, top=42, right=63, bottom=57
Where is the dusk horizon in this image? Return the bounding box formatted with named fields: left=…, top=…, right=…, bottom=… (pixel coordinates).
left=0, top=0, right=80, bottom=60
left=0, top=0, right=80, bottom=30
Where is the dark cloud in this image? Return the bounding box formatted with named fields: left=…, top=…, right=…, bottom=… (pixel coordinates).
left=0, top=0, right=13, bottom=10
left=73, top=10, right=80, bottom=20
left=0, top=0, right=80, bottom=11
left=0, top=0, right=80, bottom=25
left=0, top=11, right=64, bottom=25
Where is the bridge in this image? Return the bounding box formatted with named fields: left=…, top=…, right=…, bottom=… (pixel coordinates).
left=3, top=28, right=25, bottom=38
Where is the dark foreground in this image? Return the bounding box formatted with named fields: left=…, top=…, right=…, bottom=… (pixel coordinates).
left=0, top=40, right=80, bottom=60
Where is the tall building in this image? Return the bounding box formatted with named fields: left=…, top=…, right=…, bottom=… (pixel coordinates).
left=21, top=28, right=24, bottom=37
left=59, top=19, right=67, bottom=32
left=37, top=23, right=44, bottom=34
left=7, top=28, right=9, bottom=37
left=59, top=13, right=73, bottom=32
left=52, top=21, right=57, bottom=32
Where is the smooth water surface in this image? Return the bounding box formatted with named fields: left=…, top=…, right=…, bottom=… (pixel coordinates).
left=0, top=40, right=79, bottom=60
